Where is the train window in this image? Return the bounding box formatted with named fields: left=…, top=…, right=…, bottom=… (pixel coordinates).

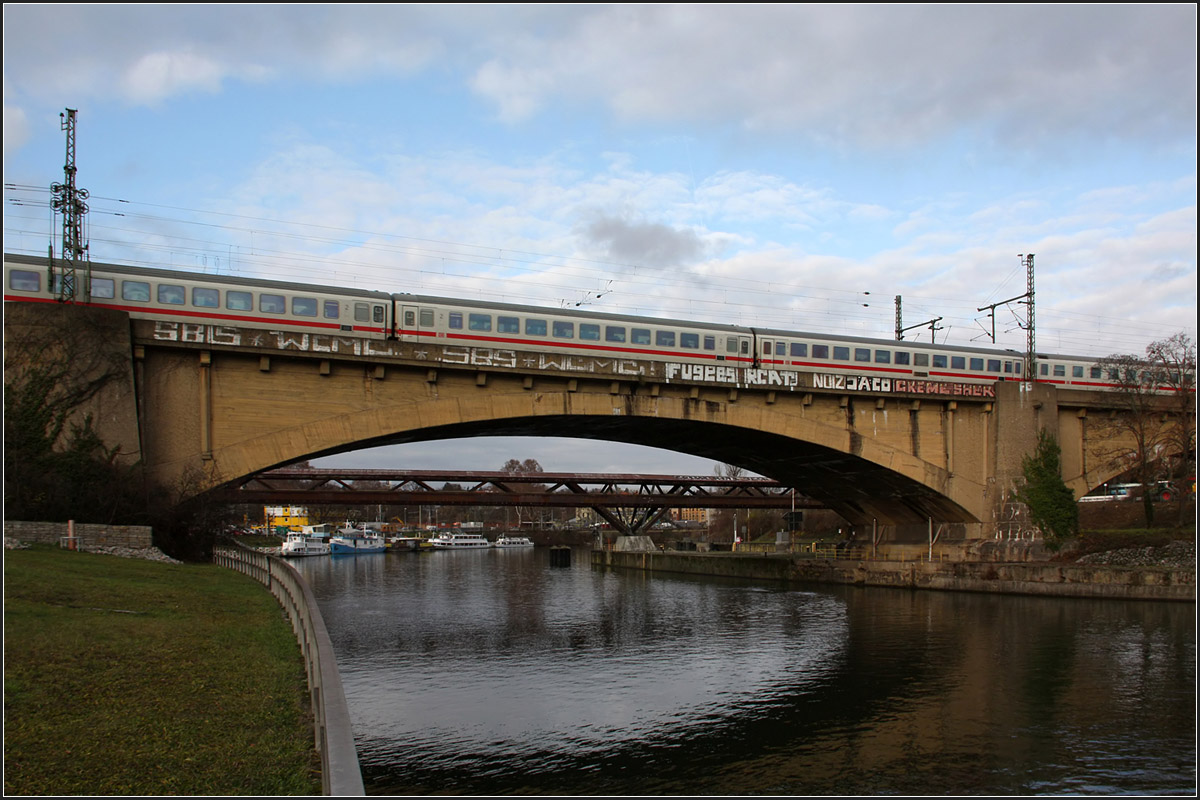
left=374, top=306, right=384, bottom=324
left=832, top=346, right=848, bottom=360
left=498, top=316, right=520, bottom=334
left=525, top=319, right=547, bottom=336
left=775, top=342, right=785, bottom=356
left=1090, top=366, right=1102, bottom=379
left=292, top=297, right=317, bottom=317
left=791, top=343, right=807, bottom=357
left=656, top=331, right=676, bottom=347
left=895, top=351, right=910, bottom=365
left=605, top=326, right=626, bottom=343
left=632, top=328, right=651, bottom=345
left=324, top=301, right=340, bottom=319
left=8, top=269, right=40, bottom=291
left=260, top=294, right=285, bottom=314
left=681, top=333, right=699, bottom=349
left=1014, top=362, right=1022, bottom=375
left=580, top=324, right=600, bottom=341
left=875, top=350, right=891, bottom=364
left=914, top=353, right=928, bottom=367
left=1040, top=364, right=1049, bottom=376
left=763, top=341, right=773, bottom=355
left=969, top=358, right=983, bottom=371
left=192, top=287, right=219, bottom=308
left=420, top=309, right=434, bottom=327
left=158, top=284, right=185, bottom=305
left=812, top=344, right=829, bottom=359
left=354, top=303, right=370, bottom=322
left=987, top=359, right=1001, bottom=372
left=449, top=312, right=463, bottom=329
left=553, top=321, right=574, bottom=339
left=227, top=290, right=252, bottom=311
left=1072, top=366, right=1084, bottom=378
left=933, top=355, right=947, bottom=368
left=741, top=340, right=750, bottom=355
left=854, top=348, right=870, bottom=362
left=122, top=281, right=151, bottom=302
left=91, top=277, right=115, bottom=299
left=951, top=356, right=966, bottom=370
left=727, top=338, right=739, bottom=353
left=704, top=336, right=715, bottom=351
left=469, top=313, right=492, bottom=332
left=1053, top=365, right=1065, bottom=377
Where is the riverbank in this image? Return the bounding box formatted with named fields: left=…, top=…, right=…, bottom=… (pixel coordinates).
left=3, top=543, right=321, bottom=796
left=593, top=538, right=1195, bottom=601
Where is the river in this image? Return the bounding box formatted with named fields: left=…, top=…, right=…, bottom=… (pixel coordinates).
left=291, top=546, right=1196, bottom=796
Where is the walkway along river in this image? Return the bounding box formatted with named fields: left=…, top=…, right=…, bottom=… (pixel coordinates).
left=291, top=545, right=1196, bottom=796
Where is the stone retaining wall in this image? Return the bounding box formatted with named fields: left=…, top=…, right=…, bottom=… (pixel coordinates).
left=593, top=550, right=1195, bottom=601
left=3, top=520, right=153, bottom=549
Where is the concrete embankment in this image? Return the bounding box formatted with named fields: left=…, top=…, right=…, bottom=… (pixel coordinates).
left=591, top=550, right=1195, bottom=601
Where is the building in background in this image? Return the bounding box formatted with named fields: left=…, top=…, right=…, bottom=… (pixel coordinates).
left=264, top=505, right=309, bottom=534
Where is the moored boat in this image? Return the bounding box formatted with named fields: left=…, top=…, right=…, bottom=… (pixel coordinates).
left=429, top=532, right=491, bottom=549
left=492, top=535, right=534, bottom=548
left=281, top=531, right=331, bottom=557
left=330, top=524, right=386, bottom=555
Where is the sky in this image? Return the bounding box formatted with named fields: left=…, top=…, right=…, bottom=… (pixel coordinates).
left=3, top=4, right=1196, bottom=476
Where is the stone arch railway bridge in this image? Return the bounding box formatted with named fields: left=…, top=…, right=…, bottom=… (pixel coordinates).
left=5, top=302, right=1165, bottom=546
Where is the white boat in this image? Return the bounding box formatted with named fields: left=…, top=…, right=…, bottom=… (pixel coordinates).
left=493, top=536, right=534, bottom=548
left=329, top=524, right=386, bottom=555
left=429, top=532, right=491, bottom=549
left=281, top=531, right=331, bottom=557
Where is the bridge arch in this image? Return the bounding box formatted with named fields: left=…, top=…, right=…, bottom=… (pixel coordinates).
left=196, top=383, right=981, bottom=527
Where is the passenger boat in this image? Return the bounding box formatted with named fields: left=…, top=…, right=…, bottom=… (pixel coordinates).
left=492, top=536, right=534, bottom=548
left=329, top=525, right=386, bottom=555
left=429, top=532, right=491, bottom=549
left=280, top=531, right=331, bottom=557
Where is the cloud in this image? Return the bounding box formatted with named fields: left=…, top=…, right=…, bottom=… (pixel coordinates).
left=4, top=5, right=1193, bottom=149
left=3, top=103, right=29, bottom=156
left=120, top=50, right=237, bottom=106
left=576, top=212, right=708, bottom=268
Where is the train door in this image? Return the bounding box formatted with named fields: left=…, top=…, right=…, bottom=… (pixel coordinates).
left=351, top=301, right=388, bottom=337
left=721, top=335, right=753, bottom=364
left=399, top=305, right=435, bottom=342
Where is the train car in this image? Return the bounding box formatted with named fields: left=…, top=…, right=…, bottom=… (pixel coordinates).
left=385, top=292, right=1113, bottom=389
left=0, top=252, right=1156, bottom=392
left=390, top=291, right=756, bottom=367
left=2, top=253, right=393, bottom=339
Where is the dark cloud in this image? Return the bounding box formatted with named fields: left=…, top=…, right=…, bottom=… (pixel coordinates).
left=577, top=213, right=707, bottom=268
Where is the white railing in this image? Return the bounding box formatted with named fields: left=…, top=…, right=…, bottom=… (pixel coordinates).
left=213, top=541, right=364, bottom=796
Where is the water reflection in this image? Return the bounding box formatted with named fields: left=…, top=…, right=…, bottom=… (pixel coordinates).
left=293, top=548, right=1195, bottom=796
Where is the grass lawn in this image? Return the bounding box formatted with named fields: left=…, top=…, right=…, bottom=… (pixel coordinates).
left=4, top=544, right=321, bottom=795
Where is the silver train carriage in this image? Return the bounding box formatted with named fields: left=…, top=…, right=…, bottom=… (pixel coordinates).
left=2, top=252, right=1130, bottom=391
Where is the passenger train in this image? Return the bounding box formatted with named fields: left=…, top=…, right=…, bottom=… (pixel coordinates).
left=0, top=252, right=1157, bottom=393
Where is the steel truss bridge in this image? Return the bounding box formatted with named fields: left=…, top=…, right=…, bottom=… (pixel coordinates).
left=230, top=468, right=824, bottom=535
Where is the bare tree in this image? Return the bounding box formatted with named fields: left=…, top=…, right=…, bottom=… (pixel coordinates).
left=501, top=458, right=546, bottom=528
left=1093, top=333, right=1196, bottom=526
left=1146, top=333, right=1197, bottom=525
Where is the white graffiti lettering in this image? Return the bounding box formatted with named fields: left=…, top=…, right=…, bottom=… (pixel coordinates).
left=152, top=321, right=243, bottom=346
left=664, top=362, right=798, bottom=388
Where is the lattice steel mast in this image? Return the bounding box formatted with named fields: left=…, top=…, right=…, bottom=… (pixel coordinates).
left=974, top=253, right=1035, bottom=386
left=49, top=108, right=90, bottom=302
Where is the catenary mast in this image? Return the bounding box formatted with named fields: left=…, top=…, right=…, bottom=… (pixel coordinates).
left=49, top=108, right=90, bottom=302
